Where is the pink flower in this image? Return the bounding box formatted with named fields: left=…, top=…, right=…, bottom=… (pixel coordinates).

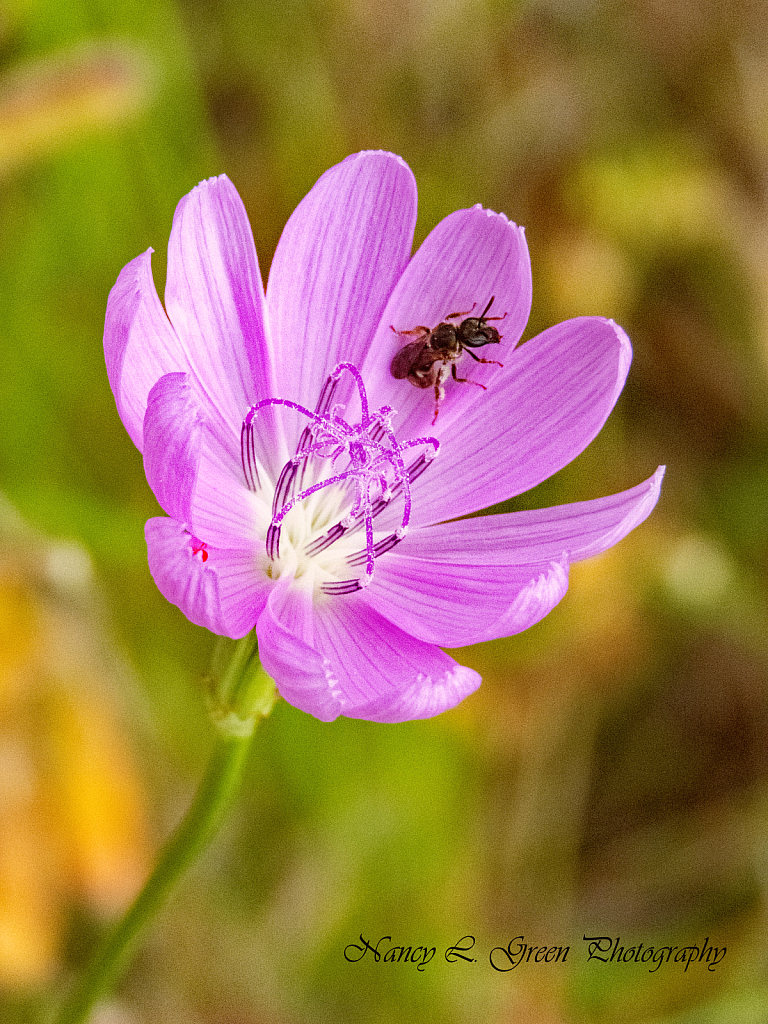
left=105, top=151, right=663, bottom=723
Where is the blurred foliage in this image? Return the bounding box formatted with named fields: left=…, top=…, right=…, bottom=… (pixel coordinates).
left=0, top=0, right=767, bottom=1021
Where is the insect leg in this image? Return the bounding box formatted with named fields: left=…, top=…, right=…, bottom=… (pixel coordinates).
left=432, top=378, right=441, bottom=424
left=451, top=362, right=487, bottom=389
left=464, top=348, right=503, bottom=367
left=390, top=325, right=430, bottom=337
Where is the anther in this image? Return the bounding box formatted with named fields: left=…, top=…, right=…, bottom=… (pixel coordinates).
left=321, top=579, right=363, bottom=595
left=266, top=522, right=281, bottom=561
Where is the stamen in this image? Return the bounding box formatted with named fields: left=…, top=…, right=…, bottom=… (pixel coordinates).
left=295, top=424, right=316, bottom=492
left=266, top=522, right=281, bottom=561
left=322, top=579, right=363, bottom=595
left=314, top=369, right=341, bottom=417
left=304, top=521, right=347, bottom=556
left=273, top=468, right=368, bottom=526
left=308, top=448, right=435, bottom=555
left=347, top=531, right=402, bottom=566
left=239, top=417, right=260, bottom=491
left=241, top=363, right=440, bottom=593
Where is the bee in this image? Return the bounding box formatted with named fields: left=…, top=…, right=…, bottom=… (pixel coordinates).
left=389, top=297, right=506, bottom=423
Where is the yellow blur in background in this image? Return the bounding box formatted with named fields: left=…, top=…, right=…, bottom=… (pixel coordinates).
left=0, top=510, right=148, bottom=988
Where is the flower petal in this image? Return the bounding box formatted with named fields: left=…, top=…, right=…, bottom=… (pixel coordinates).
left=143, top=374, right=201, bottom=523
left=145, top=518, right=268, bottom=638
left=266, top=151, right=417, bottom=411
left=256, top=584, right=481, bottom=723
left=350, top=657, right=481, bottom=723
left=104, top=248, right=184, bottom=451
left=255, top=585, right=343, bottom=722
left=142, top=372, right=260, bottom=549
left=361, top=204, right=531, bottom=430
left=164, top=175, right=273, bottom=436
left=396, top=466, right=665, bottom=564
left=363, top=556, right=569, bottom=646
left=387, top=316, right=633, bottom=529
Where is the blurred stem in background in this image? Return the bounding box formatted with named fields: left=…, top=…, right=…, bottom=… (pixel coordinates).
left=56, top=637, right=277, bottom=1024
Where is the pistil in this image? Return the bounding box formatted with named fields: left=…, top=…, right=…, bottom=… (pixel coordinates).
left=240, top=363, right=439, bottom=593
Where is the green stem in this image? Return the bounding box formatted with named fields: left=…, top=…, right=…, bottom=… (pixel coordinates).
left=57, top=641, right=277, bottom=1024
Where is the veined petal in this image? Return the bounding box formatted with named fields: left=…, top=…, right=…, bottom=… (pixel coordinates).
left=143, top=373, right=201, bottom=523
left=349, top=659, right=481, bottom=723
left=395, top=316, right=633, bottom=528
left=363, top=555, right=569, bottom=646
left=144, top=370, right=264, bottom=552
left=396, top=467, right=665, bottom=564
left=145, top=518, right=268, bottom=638
left=104, top=249, right=184, bottom=451
left=212, top=546, right=271, bottom=637
left=255, top=585, right=344, bottom=722
left=143, top=373, right=259, bottom=549
left=266, top=151, right=417, bottom=411
left=187, top=471, right=262, bottom=551
left=256, top=584, right=481, bottom=723
left=363, top=204, right=532, bottom=430
left=164, top=175, right=274, bottom=437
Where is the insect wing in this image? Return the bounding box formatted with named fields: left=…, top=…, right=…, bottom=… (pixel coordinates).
left=390, top=338, right=430, bottom=379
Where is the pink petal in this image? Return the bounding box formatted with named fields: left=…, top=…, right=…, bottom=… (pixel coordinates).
left=184, top=413, right=262, bottom=550
left=164, top=175, right=274, bottom=438
left=256, top=583, right=481, bottom=723
left=361, top=204, right=532, bottom=432
left=255, top=586, right=343, bottom=722
left=142, top=373, right=259, bottom=549
left=350, top=661, right=481, bottom=723
left=104, top=249, right=184, bottom=451
left=145, top=518, right=268, bottom=638
left=212, top=547, right=272, bottom=637
left=396, top=466, right=665, bottom=564
left=387, top=316, right=633, bottom=529
left=363, top=556, right=569, bottom=646
left=266, top=151, right=417, bottom=411
left=143, top=373, right=201, bottom=523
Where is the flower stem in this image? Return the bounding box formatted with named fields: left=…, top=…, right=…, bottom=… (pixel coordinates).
left=57, top=639, right=277, bottom=1024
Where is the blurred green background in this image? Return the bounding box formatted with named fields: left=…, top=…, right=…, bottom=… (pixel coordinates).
left=0, top=0, right=767, bottom=1021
